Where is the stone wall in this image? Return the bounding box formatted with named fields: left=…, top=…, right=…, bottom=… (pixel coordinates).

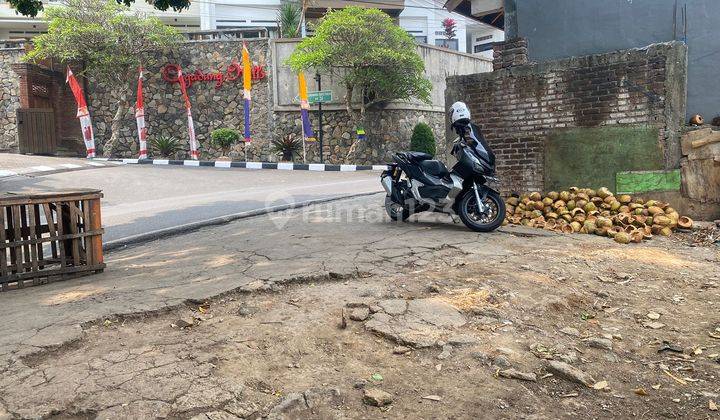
left=0, top=48, right=23, bottom=152
left=446, top=41, right=688, bottom=193
left=273, top=109, right=445, bottom=164
left=87, top=39, right=274, bottom=160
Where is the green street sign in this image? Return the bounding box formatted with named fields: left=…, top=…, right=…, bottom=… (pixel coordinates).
left=307, top=90, right=332, bottom=104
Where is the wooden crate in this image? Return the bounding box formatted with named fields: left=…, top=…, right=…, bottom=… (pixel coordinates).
left=0, top=189, right=105, bottom=291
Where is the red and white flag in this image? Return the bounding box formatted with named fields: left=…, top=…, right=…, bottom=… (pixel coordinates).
left=66, top=67, right=96, bottom=158
left=178, top=67, right=199, bottom=160
left=135, top=67, right=148, bottom=159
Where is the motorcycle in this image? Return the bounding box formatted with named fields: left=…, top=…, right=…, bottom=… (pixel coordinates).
left=380, top=120, right=506, bottom=232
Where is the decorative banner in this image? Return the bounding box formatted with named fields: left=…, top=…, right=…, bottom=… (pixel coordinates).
left=178, top=67, right=199, bottom=160
left=135, top=67, right=148, bottom=159
left=66, top=67, right=96, bottom=158
left=242, top=42, right=252, bottom=142
left=297, top=73, right=315, bottom=141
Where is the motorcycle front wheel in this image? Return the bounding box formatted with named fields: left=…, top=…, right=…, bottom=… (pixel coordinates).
left=385, top=196, right=411, bottom=221
left=457, top=189, right=506, bottom=232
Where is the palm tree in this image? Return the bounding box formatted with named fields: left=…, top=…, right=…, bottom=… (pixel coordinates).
left=277, top=1, right=302, bottom=38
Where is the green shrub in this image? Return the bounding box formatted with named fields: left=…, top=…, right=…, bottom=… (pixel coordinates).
left=409, top=122, right=436, bottom=157
left=150, top=135, right=182, bottom=157
left=271, top=133, right=302, bottom=161
left=211, top=128, right=240, bottom=154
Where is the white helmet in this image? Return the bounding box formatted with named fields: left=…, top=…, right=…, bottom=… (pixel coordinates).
left=449, top=101, right=471, bottom=125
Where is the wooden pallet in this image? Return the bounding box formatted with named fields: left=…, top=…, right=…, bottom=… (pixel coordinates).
left=0, top=189, right=105, bottom=291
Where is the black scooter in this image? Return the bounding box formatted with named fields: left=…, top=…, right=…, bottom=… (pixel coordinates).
left=380, top=121, right=505, bottom=232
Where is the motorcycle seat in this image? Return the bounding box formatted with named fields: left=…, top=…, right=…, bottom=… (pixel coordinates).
left=419, top=159, right=450, bottom=178
left=396, top=151, right=433, bottom=163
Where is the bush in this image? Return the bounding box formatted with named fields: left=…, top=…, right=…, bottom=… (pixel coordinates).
left=150, top=135, right=182, bottom=158
left=410, top=123, right=436, bottom=157
left=271, top=133, right=302, bottom=161
left=211, top=128, right=240, bottom=154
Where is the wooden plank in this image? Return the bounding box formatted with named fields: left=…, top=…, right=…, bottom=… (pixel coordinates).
left=0, top=263, right=106, bottom=285
left=6, top=207, right=17, bottom=275
left=56, top=203, right=67, bottom=270
left=42, top=203, right=58, bottom=259
left=33, top=204, right=44, bottom=269
left=27, top=205, right=39, bottom=275
left=0, top=208, right=7, bottom=285
left=19, top=205, right=31, bottom=276
left=89, top=198, right=103, bottom=265
left=66, top=202, right=81, bottom=266
left=82, top=200, right=93, bottom=266
left=0, top=229, right=103, bottom=249
left=10, top=206, right=24, bottom=282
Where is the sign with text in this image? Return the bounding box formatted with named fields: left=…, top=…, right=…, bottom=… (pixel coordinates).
left=307, top=90, right=332, bottom=104
left=161, top=62, right=266, bottom=90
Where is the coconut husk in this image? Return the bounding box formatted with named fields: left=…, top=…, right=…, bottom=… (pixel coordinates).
left=617, top=213, right=632, bottom=226
left=610, top=201, right=621, bottom=212
left=596, top=217, right=613, bottom=228
left=597, top=187, right=612, bottom=199
left=559, top=191, right=570, bottom=202
left=560, top=224, right=573, bottom=234
left=659, top=226, right=672, bottom=236
left=596, top=227, right=610, bottom=237
left=607, top=226, right=623, bottom=238
left=618, top=195, right=632, bottom=204
left=543, top=220, right=557, bottom=230
left=647, top=206, right=664, bottom=216
left=569, top=187, right=580, bottom=193
left=584, top=202, right=597, bottom=213
left=614, top=231, right=631, bottom=244
left=542, top=197, right=554, bottom=206
left=506, top=197, right=519, bottom=206
left=567, top=200, right=576, bottom=210
left=529, top=192, right=542, bottom=201
left=570, top=221, right=582, bottom=232
left=546, top=212, right=559, bottom=220
left=633, top=215, right=648, bottom=227
left=630, top=231, right=644, bottom=243
left=582, top=220, right=597, bottom=234
left=678, top=216, right=693, bottom=229
left=650, top=224, right=663, bottom=234
left=654, top=215, right=672, bottom=226
left=576, top=192, right=589, bottom=201
left=624, top=225, right=637, bottom=234
left=618, top=205, right=630, bottom=213
left=546, top=191, right=559, bottom=201
left=552, top=200, right=566, bottom=210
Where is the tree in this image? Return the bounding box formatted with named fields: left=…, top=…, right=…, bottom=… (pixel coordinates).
left=277, top=0, right=302, bottom=38
left=441, top=18, right=457, bottom=49
left=288, top=7, right=432, bottom=161
left=26, top=0, right=181, bottom=156
left=409, top=123, right=436, bottom=157
left=8, top=0, right=190, bottom=18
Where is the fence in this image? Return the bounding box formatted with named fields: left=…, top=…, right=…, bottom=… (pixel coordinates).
left=0, top=189, right=105, bottom=291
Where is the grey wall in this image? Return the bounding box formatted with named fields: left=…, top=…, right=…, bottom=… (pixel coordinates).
left=271, top=39, right=492, bottom=112
left=514, top=0, right=719, bottom=120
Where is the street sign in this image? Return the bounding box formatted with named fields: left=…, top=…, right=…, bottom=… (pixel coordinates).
left=307, top=90, right=332, bottom=104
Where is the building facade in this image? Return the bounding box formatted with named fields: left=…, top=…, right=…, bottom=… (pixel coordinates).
left=0, top=0, right=502, bottom=56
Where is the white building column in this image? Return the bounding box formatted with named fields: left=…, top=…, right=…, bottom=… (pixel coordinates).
left=200, top=0, right=216, bottom=30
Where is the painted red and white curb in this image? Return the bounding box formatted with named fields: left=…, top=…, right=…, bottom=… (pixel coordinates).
left=94, top=158, right=387, bottom=172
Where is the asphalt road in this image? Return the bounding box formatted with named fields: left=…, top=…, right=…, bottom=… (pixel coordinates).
left=1, top=165, right=382, bottom=243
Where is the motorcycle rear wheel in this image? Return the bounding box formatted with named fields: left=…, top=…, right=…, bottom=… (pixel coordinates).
left=457, top=189, right=505, bottom=232
left=385, top=196, right=411, bottom=221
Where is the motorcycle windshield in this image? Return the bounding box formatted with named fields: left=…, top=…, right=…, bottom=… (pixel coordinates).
left=468, top=125, right=495, bottom=167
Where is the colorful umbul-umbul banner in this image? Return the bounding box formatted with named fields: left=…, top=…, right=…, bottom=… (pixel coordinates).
left=177, top=67, right=200, bottom=160
left=66, top=67, right=96, bottom=158
left=242, top=42, right=252, bottom=142
left=135, top=67, right=148, bottom=159
left=297, top=73, right=315, bottom=140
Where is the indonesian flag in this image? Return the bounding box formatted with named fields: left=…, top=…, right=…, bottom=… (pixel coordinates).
left=242, top=42, right=252, bottom=142
left=178, top=67, right=199, bottom=160
left=135, top=67, right=148, bottom=159
left=66, top=67, right=96, bottom=158
left=297, top=73, right=315, bottom=140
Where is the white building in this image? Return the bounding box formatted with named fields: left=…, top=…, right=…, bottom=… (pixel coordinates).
left=400, top=0, right=503, bottom=57
left=0, top=0, right=502, bottom=56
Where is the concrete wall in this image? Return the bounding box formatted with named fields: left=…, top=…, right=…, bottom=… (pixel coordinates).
left=446, top=41, right=688, bottom=193
left=514, top=0, right=719, bottom=120
left=271, top=39, right=492, bottom=112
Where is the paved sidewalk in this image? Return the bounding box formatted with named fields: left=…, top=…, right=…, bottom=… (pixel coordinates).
left=0, top=154, right=119, bottom=178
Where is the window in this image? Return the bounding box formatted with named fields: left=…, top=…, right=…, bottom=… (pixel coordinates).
left=473, top=42, right=494, bottom=53
left=413, top=35, right=428, bottom=44
left=435, top=38, right=458, bottom=51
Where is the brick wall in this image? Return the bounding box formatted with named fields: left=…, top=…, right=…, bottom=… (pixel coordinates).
left=446, top=40, right=687, bottom=193
left=493, top=37, right=528, bottom=71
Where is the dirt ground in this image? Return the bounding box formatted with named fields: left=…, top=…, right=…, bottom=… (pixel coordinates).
left=1, top=213, right=718, bottom=419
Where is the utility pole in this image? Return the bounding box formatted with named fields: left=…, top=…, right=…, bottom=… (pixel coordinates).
left=314, top=72, right=323, bottom=163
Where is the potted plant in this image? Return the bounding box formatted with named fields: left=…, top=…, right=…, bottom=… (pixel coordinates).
left=271, top=133, right=302, bottom=161
left=409, top=122, right=436, bottom=156
left=211, top=128, right=240, bottom=160
left=150, top=135, right=182, bottom=158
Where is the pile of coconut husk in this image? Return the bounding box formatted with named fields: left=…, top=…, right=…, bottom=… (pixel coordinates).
left=503, top=187, right=694, bottom=244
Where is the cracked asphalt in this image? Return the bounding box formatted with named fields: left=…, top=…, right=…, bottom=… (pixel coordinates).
left=1, top=194, right=719, bottom=419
